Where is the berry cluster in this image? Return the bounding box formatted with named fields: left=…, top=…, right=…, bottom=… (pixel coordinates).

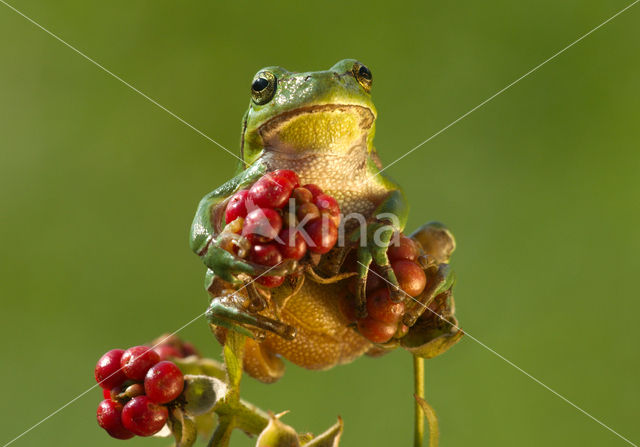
left=95, top=346, right=185, bottom=439
left=224, top=169, right=341, bottom=288
left=342, top=234, right=427, bottom=343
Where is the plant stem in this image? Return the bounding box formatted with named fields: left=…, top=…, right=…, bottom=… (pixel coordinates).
left=414, top=355, right=424, bottom=447
left=414, top=355, right=440, bottom=447
left=208, top=331, right=249, bottom=447
left=207, top=416, right=234, bottom=447
left=223, top=331, right=246, bottom=398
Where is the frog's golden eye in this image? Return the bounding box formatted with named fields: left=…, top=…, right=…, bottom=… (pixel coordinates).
left=251, top=71, right=277, bottom=105
left=352, top=62, right=372, bottom=92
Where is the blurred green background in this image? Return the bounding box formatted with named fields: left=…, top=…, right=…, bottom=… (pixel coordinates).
left=1, top=0, right=638, bottom=446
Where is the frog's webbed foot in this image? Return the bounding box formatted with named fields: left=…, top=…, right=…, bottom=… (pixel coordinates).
left=205, top=290, right=297, bottom=341
left=351, top=218, right=403, bottom=317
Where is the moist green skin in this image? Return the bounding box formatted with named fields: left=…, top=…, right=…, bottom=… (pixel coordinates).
left=190, top=59, right=408, bottom=290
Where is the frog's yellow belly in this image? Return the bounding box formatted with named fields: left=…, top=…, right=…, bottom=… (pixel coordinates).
left=241, top=150, right=387, bottom=382
left=242, top=280, right=372, bottom=382
left=268, top=280, right=370, bottom=367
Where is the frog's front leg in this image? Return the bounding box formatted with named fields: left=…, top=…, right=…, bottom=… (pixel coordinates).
left=351, top=180, right=409, bottom=317
left=190, top=161, right=267, bottom=285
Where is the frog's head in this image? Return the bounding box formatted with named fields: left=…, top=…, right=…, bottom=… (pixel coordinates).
left=241, top=59, right=377, bottom=165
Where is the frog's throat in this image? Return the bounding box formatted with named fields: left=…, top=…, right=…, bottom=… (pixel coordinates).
left=258, top=104, right=374, bottom=154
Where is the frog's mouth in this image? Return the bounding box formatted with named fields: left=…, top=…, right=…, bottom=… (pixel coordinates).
left=258, top=104, right=374, bottom=154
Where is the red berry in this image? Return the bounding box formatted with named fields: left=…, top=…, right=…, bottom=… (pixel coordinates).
left=302, top=183, right=323, bottom=199
left=277, top=228, right=307, bottom=260
left=144, top=361, right=184, bottom=404
left=357, top=317, right=397, bottom=344
left=305, top=218, right=338, bottom=254
left=314, top=193, right=341, bottom=225
left=225, top=189, right=249, bottom=224
left=249, top=173, right=295, bottom=209
left=387, top=235, right=419, bottom=262
left=242, top=208, right=283, bottom=243
left=366, top=269, right=385, bottom=293
left=296, top=202, right=321, bottom=221
left=248, top=243, right=282, bottom=266
left=248, top=243, right=285, bottom=288
left=120, top=346, right=160, bottom=381
left=154, top=344, right=183, bottom=361
left=121, top=395, right=168, bottom=437
left=257, top=275, right=285, bottom=288
left=272, top=169, right=300, bottom=188
left=366, top=288, right=405, bottom=324
left=392, top=260, right=427, bottom=297
left=102, top=388, right=111, bottom=399
left=291, top=187, right=313, bottom=203
left=97, top=399, right=135, bottom=440
left=95, top=349, right=127, bottom=390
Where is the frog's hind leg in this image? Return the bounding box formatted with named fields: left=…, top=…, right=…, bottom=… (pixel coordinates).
left=211, top=325, right=286, bottom=384
left=243, top=336, right=285, bottom=383
left=206, top=291, right=297, bottom=341
left=352, top=220, right=404, bottom=317
left=402, top=222, right=457, bottom=327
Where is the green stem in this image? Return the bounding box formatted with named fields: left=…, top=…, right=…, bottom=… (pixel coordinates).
left=208, top=331, right=248, bottom=447
left=413, top=355, right=425, bottom=447
left=208, top=416, right=234, bottom=447
left=232, top=399, right=269, bottom=434
left=414, top=355, right=440, bottom=447
left=223, top=330, right=246, bottom=398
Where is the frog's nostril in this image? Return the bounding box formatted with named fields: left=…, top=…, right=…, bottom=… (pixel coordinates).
left=304, top=75, right=312, bottom=82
